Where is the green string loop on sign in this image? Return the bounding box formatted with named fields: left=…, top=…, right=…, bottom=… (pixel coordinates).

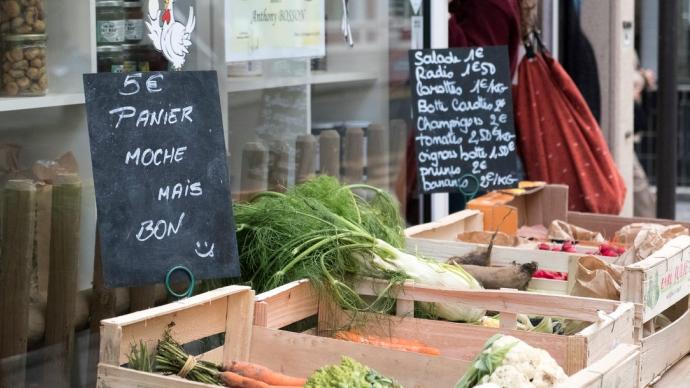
left=165, top=266, right=195, bottom=299
left=459, top=174, right=480, bottom=203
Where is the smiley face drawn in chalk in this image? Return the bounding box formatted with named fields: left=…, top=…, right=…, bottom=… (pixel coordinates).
left=195, top=241, right=215, bottom=258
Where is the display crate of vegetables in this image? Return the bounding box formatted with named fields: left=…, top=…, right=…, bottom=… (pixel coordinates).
left=406, top=209, right=690, bottom=386
left=97, top=286, right=423, bottom=387
left=207, top=176, right=645, bottom=387
left=254, top=278, right=635, bottom=377
left=97, top=285, right=639, bottom=388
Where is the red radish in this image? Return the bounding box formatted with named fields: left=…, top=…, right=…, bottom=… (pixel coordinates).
left=552, top=246, right=562, bottom=252
left=538, top=243, right=551, bottom=250
left=561, top=241, right=577, bottom=253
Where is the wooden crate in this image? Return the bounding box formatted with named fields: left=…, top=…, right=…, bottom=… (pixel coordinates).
left=561, top=343, right=640, bottom=388
left=97, top=285, right=466, bottom=388
left=405, top=212, right=576, bottom=295
left=97, top=284, right=637, bottom=388
left=567, top=211, right=690, bottom=240
left=404, top=209, right=484, bottom=241
left=621, top=239, right=690, bottom=385
left=406, top=212, right=690, bottom=386
left=254, top=279, right=635, bottom=377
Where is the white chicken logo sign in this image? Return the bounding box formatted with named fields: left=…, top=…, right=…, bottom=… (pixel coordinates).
left=146, top=0, right=196, bottom=70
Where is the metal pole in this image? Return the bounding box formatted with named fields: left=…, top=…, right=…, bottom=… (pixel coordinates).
left=429, top=0, right=450, bottom=221
left=656, top=0, right=678, bottom=219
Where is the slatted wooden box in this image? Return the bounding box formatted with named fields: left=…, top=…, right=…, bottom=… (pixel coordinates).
left=405, top=210, right=579, bottom=295
left=96, top=284, right=638, bottom=388
left=254, top=278, right=636, bottom=380
left=96, top=285, right=482, bottom=387
left=406, top=211, right=690, bottom=386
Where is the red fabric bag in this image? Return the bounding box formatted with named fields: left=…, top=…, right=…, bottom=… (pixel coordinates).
left=514, top=51, right=626, bottom=214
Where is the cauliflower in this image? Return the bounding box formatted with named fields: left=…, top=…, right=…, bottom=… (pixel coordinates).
left=456, top=335, right=567, bottom=388
left=480, top=365, right=530, bottom=387
left=496, top=336, right=567, bottom=388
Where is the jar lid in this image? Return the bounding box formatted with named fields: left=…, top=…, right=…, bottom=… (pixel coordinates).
left=3, top=34, right=48, bottom=42
left=97, top=1, right=125, bottom=7
left=312, top=122, right=336, bottom=130
left=123, top=1, right=142, bottom=7
left=344, top=120, right=371, bottom=128
left=97, top=45, right=124, bottom=53
left=121, top=43, right=147, bottom=49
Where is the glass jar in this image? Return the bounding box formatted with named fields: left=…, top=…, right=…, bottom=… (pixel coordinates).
left=96, top=1, right=125, bottom=45
left=0, top=0, right=47, bottom=34
left=124, top=1, right=144, bottom=43
left=121, top=43, right=136, bottom=72
left=145, top=46, right=167, bottom=71
left=122, top=43, right=152, bottom=72
left=2, top=34, right=48, bottom=96
left=97, top=45, right=124, bottom=73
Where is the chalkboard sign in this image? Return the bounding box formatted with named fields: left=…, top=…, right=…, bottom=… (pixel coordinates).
left=409, top=47, right=519, bottom=194
left=84, top=71, right=240, bottom=288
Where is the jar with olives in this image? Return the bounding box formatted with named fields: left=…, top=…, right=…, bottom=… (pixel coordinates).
left=96, top=1, right=125, bottom=45
left=2, top=34, right=47, bottom=96
left=0, top=0, right=47, bottom=34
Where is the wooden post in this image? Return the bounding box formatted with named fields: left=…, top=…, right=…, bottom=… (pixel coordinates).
left=34, top=184, right=53, bottom=304
left=319, top=130, right=340, bottom=178
left=268, top=140, right=290, bottom=192
left=43, top=174, right=82, bottom=388
left=295, top=134, right=316, bottom=184
left=366, top=124, right=389, bottom=189
left=87, top=232, right=117, bottom=387
left=240, top=142, right=268, bottom=201
left=0, top=180, right=36, bottom=388
left=389, top=119, right=408, bottom=191
left=343, top=127, right=364, bottom=184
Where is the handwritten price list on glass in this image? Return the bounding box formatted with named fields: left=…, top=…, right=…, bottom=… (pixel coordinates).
left=409, top=47, right=519, bottom=194
left=84, top=71, right=240, bottom=288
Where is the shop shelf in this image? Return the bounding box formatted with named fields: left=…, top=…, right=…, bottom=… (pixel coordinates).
left=0, top=92, right=86, bottom=112
left=227, top=70, right=378, bottom=93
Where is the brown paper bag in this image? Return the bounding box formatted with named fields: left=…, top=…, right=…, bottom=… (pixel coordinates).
left=613, top=223, right=688, bottom=245
left=548, top=220, right=605, bottom=243
left=517, top=224, right=549, bottom=240
left=570, top=256, right=623, bottom=300
left=614, top=224, right=689, bottom=266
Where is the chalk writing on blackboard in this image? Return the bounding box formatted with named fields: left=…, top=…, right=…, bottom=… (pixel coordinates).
left=84, top=71, right=240, bottom=288
left=409, top=47, right=519, bottom=194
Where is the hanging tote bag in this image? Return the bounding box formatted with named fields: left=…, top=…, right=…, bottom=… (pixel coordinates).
left=513, top=47, right=626, bottom=214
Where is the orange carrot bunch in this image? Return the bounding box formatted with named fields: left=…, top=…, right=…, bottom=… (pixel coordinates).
left=221, top=361, right=306, bottom=388
left=334, top=331, right=441, bottom=356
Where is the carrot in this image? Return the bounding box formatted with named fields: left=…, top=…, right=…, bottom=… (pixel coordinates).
left=224, top=361, right=307, bottom=386
left=334, top=331, right=441, bottom=356
left=220, top=371, right=270, bottom=388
